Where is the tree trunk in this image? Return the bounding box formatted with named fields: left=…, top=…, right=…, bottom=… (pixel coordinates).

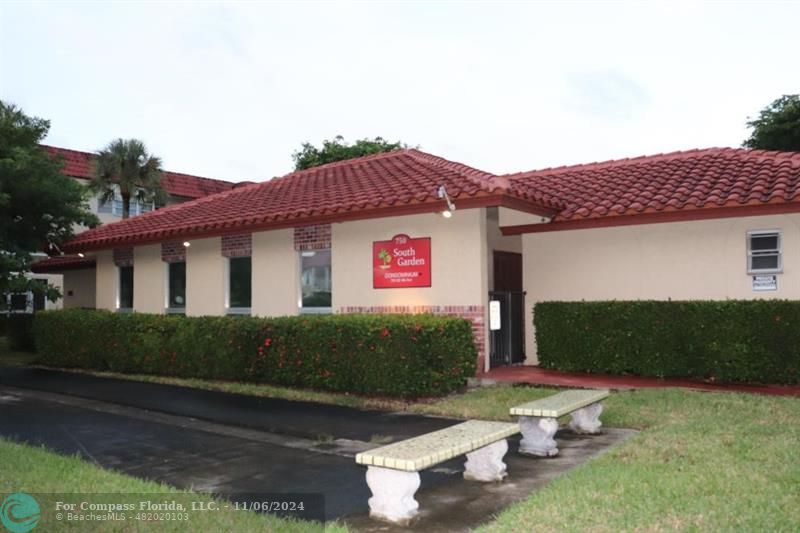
left=122, top=192, right=131, bottom=219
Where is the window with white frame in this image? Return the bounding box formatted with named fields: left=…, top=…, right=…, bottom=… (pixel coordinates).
left=97, top=188, right=155, bottom=217
left=747, top=230, right=782, bottom=273
left=227, top=256, right=252, bottom=314
left=118, top=265, right=134, bottom=311
left=166, top=261, right=186, bottom=313
left=299, top=249, right=331, bottom=313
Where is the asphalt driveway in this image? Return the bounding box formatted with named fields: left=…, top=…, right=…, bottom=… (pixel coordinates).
left=0, top=367, right=464, bottom=521
left=0, top=367, right=636, bottom=529
left=0, top=367, right=455, bottom=441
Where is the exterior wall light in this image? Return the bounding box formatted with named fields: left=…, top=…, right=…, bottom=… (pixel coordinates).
left=77, top=253, right=85, bottom=258
left=182, top=241, right=191, bottom=248
left=437, top=185, right=456, bottom=218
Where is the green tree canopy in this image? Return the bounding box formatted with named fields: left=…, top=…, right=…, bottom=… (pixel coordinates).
left=90, top=138, right=165, bottom=219
left=743, top=94, right=800, bottom=152
left=0, top=101, right=99, bottom=301
left=292, top=135, right=411, bottom=171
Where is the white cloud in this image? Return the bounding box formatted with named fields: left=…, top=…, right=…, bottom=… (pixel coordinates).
left=1, top=1, right=798, bottom=181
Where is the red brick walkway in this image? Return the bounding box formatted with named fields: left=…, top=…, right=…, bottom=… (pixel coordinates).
left=477, top=366, right=800, bottom=397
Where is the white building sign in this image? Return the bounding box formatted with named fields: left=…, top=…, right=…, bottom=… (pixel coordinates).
left=489, top=300, right=501, bottom=331
left=752, top=275, right=777, bottom=292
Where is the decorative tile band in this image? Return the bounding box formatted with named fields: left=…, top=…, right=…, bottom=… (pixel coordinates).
left=222, top=233, right=252, bottom=258
left=161, top=241, right=186, bottom=263
left=113, top=247, right=134, bottom=267
left=294, top=224, right=331, bottom=251
left=339, top=304, right=486, bottom=372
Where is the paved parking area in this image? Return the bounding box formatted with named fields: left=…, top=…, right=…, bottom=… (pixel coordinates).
left=0, top=386, right=458, bottom=520
left=0, top=368, right=636, bottom=529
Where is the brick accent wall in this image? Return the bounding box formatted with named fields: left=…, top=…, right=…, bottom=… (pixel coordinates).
left=221, top=233, right=252, bottom=258
left=339, top=305, right=486, bottom=372
left=113, top=247, right=133, bottom=267
left=294, top=224, right=331, bottom=251
left=161, top=241, right=186, bottom=263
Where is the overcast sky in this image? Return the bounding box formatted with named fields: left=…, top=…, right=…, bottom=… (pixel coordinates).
left=2, top=1, right=799, bottom=183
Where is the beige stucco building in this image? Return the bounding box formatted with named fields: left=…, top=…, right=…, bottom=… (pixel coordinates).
left=43, top=146, right=800, bottom=373
left=29, top=146, right=234, bottom=312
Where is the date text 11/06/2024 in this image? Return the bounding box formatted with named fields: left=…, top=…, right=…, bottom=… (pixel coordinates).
left=55, top=500, right=307, bottom=513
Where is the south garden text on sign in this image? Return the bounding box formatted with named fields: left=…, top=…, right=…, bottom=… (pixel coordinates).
left=373, top=234, right=431, bottom=288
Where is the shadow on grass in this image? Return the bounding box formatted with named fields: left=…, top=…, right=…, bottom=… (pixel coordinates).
left=0, top=336, right=38, bottom=367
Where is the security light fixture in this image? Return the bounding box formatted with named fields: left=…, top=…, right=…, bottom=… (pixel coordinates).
left=77, top=253, right=85, bottom=258
left=48, top=241, right=64, bottom=255
left=437, top=185, right=456, bottom=218
left=183, top=241, right=191, bottom=248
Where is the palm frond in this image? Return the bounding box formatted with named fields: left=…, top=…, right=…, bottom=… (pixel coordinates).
left=89, top=138, right=165, bottom=218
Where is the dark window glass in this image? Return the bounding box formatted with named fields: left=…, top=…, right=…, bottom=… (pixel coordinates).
left=751, top=254, right=779, bottom=271
left=300, top=250, right=331, bottom=308
left=10, top=294, right=27, bottom=311
left=229, top=257, right=251, bottom=308
left=119, top=266, right=134, bottom=309
left=750, top=234, right=779, bottom=251
left=168, top=262, right=186, bottom=308
left=33, top=291, right=45, bottom=311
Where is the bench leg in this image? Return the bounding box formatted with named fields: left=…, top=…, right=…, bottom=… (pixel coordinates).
left=464, top=439, right=508, bottom=482
left=365, top=466, right=420, bottom=525
left=519, top=416, right=559, bottom=457
left=568, top=401, right=604, bottom=434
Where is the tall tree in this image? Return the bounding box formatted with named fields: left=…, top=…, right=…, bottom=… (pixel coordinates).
left=292, top=135, right=410, bottom=170
left=743, top=94, right=800, bottom=152
left=90, top=138, right=165, bottom=219
left=0, top=101, right=99, bottom=301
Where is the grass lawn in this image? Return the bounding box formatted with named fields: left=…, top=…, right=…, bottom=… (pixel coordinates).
left=3, top=339, right=799, bottom=531
left=0, top=438, right=340, bottom=532
left=430, top=387, right=800, bottom=532
left=0, top=336, right=38, bottom=366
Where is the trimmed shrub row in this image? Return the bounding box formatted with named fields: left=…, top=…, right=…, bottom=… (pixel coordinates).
left=534, top=300, right=800, bottom=384
left=34, top=310, right=477, bottom=397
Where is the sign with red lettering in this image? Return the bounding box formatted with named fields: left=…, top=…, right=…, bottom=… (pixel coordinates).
left=373, top=234, right=431, bottom=288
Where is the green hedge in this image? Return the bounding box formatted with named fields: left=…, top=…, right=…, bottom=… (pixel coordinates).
left=535, top=300, right=800, bottom=385
left=7, top=314, right=36, bottom=352
left=34, top=310, right=477, bottom=397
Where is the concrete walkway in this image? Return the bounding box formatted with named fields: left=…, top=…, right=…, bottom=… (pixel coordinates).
left=478, top=366, right=800, bottom=397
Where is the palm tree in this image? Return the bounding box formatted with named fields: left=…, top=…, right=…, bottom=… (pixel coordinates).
left=90, top=139, right=165, bottom=219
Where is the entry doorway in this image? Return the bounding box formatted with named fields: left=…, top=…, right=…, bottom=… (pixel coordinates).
left=489, top=251, right=525, bottom=367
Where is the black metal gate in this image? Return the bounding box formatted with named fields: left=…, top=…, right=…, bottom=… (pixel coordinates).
left=488, top=291, right=525, bottom=367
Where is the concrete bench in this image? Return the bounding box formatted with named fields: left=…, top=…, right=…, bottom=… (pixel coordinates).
left=510, top=389, right=609, bottom=457
left=355, top=419, right=519, bottom=524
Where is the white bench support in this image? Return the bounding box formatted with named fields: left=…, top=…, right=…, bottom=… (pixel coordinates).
left=519, top=416, right=559, bottom=457
left=464, top=439, right=509, bottom=482
left=357, top=420, right=520, bottom=525
left=568, top=401, right=604, bottom=434
left=511, top=389, right=610, bottom=457
left=365, top=466, right=420, bottom=525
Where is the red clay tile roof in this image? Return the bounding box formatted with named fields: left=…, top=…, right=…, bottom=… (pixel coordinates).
left=31, top=254, right=96, bottom=273
left=63, top=149, right=559, bottom=252
left=505, top=147, right=800, bottom=223
left=62, top=146, right=800, bottom=251
left=43, top=145, right=235, bottom=199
